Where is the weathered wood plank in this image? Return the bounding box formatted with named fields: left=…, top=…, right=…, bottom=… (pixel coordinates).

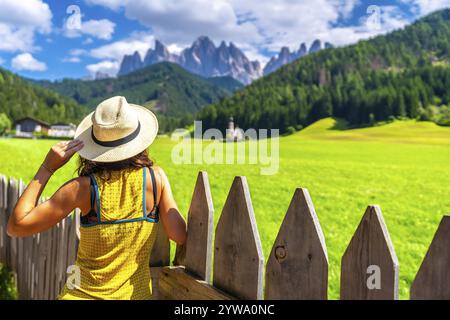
left=23, top=234, right=32, bottom=300
left=159, top=266, right=233, bottom=300
left=0, top=175, right=7, bottom=264
left=7, top=178, right=18, bottom=272
left=38, top=228, right=50, bottom=299
left=66, top=211, right=79, bottom=269
left=150, top=266, right=164, bottom=299
left=265, top=188, right=328, bottom=300
left=410, top=216, right=450, bottom=299
left=149, top=222, right=170, bottom=267
left=31, top=233, right=39, bottom=299
left=56, top=218, right=67, bottom=296
left=17, top=180, right=26, bottom=299
left=53, top=222, right=62, bottom=299
left=340, top=205, right=399, bottom=300
left=47, top=225, right=55, bottom=300
left=213, top=176, right=264, bottom=300
left=184, top=171, right=214, bottom=282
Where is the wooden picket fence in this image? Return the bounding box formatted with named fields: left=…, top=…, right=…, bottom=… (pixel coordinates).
left=0, top=172, right=449, bottom=300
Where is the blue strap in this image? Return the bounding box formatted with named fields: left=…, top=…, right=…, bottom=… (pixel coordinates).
left=147, top=167, right=159, bottom=219
left=80, top=175, right=100, bottom=226
left=90, top=175, right=101, bottom=223
left=81, top=170, right=158, bottom=227
left=149, top=167, right=158, bottom=209
left=89, top=179, right=95, bottom=210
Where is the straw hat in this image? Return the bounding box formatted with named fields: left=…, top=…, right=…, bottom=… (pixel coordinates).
left=74, top=96, right=158, bottom=162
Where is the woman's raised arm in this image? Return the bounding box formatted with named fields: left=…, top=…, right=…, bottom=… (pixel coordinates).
left=7, top=140, right=85, bottom=237
left=155, top=167, right=187, bottom=245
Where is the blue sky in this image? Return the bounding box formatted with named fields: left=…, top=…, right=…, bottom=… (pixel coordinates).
left=0, top=0, right=449, bottom=80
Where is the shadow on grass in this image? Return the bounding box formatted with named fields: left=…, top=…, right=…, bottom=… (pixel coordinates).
left=329, top=118, right=350, bottom=131
left=0, top=263, right=17, bottom=300
left=329, top=118, right=397, bottom=131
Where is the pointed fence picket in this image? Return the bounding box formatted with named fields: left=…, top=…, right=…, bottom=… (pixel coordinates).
left=184, top=172, right=214, bottom=282
left=0, top=172, right=449, bottom=300
left=340, top=205, right=399, bottom=300
left=213, top=176, right=265, bottom=300
left=265, top=188, right=328, bottom=300
left=410, top=216, right=450, bottom=299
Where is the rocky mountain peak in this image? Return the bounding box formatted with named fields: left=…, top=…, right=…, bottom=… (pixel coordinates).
left=118, top=51, right=143, bottom=76
left=263, top=39, right=332, bottom=76
left=298, top=43, right=307, bottom=56
left=118, top=36, right=329, bottom=84
left=309, top=39, right=322, bottom=54
left=143, top=39, right=178, bottom=66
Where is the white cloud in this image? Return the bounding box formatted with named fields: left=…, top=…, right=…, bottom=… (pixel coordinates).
left=0, top=25, right=36, bottom=52
left=401, top=0, right=450, bottom=15
left=62, top=57, right=81, bottom=63
left=86, top=60, right=119, bottom=76
left=314, top=5, right=410, bottom=47
left=85, top=0, right=124, bottom=11
left=12, top=53, right=47, bottom=71
left=0, top=57, right=4, bottom=65
left=0, top=0, right=52, bottom=32
left=125, top=0, right=261, bottom=46
left=64, top=19, right=116, bottom=40
left=337, top=0, right=361, bottom=19
left=83, top=38, right=94, bottom=45
left=62, top=49, right=88, bottom=64
left=0, top=0, right=52, bottom=53
left=90, top=32, right=154, bottom=61
left=85, top=0, right=450, bottom=69
left=167, top=43, right=184, bottom=55
left=84, top=0, right=365, bottom=62
left=70, top=49, right=88, bottom=57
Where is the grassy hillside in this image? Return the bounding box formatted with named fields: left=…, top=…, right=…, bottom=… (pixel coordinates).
left=0, top=67, right=87, bottom=125
left=36, top=62, right=243, bottom=132
left=1, top=119, right=450, bottom=299
left=206, top=76, right=244, bottom=93
left=199, top=9, right=450, bottom=133
left=300, top=117, right=450, bottom=145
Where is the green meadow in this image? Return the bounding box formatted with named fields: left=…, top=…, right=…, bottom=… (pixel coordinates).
left=1, top=118, right=450, bottom=299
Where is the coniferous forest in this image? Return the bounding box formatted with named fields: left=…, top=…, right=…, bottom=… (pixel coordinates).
left=0, top=68, right=87, bottom=126
left=198, top=9, right=450, bottom=133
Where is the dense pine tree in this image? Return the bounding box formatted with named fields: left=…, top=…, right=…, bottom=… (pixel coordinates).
left=198, top=9, right=450, bottom=133
left=0, top=68, right=87, bottom=125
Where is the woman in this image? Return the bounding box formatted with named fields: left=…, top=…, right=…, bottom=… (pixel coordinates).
left=7, top=96, right=187, bottom=299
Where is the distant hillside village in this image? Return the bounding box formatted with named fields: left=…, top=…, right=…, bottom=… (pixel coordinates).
left=13, top=117, right=76, bottom=139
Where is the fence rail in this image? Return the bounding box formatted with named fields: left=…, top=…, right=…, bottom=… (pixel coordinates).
left=0, top=172, right=449, bottom=300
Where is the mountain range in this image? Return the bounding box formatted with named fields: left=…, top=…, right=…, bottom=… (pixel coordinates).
left=36, top=62, right=244, bottom=132
left=118, top=36, right=331, bottom=84
left=263, top=40, right=333, bottom=75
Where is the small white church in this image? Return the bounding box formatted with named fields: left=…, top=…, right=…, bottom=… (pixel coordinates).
left=225, top=116, right=244, bottom=142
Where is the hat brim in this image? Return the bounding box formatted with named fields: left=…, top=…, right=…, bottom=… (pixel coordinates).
left=74, top=104, right=158, bottom=162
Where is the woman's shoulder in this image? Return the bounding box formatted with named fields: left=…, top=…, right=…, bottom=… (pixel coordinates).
left=151, top=165, right=165, bottom=176
left=62, top=176, right=90, bottom=190
left=146, top=165, right=169, bottom=190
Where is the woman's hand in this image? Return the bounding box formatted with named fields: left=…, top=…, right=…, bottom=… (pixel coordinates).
left=42, top=139, right=84, bottom=173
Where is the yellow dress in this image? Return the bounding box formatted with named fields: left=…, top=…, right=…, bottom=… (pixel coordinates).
left=58, top=167, right=160, bottom=300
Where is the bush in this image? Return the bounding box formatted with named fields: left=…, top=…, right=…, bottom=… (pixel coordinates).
left=0, top=264, right=17, bottom=300
left=286, top=126, right=297, bottom=135
left=0, top=113, right=11, bottom=135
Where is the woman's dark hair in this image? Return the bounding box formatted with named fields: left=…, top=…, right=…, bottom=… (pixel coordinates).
left=77, top=150, right=153, bottom=180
